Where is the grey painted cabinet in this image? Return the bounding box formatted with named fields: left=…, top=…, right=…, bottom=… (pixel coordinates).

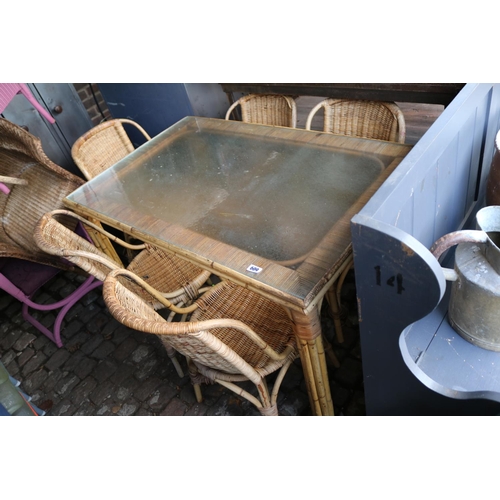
left=1, top=83, right=93, bottom=177
left=352, top=83, right=500, bottom=415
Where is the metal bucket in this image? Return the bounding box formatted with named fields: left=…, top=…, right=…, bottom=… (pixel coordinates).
left=431, top=206, right=500, bottom=351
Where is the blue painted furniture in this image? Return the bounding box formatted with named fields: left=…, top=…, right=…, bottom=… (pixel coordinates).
left=97, top=83, right=230, bottom=142
left=351, top=83, right=500, bottom=415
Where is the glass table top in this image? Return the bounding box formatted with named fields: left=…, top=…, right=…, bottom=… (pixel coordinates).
left=66, top=116, right=412, bottom=307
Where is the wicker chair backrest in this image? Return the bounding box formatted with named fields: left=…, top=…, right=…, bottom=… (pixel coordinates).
left=0, top=118, right=84, bottom=264
left=34, top=212, right=113, bottom=281
left=306, top=99, right=406, bottom=143
left=71, top=119, right=151, bottom=181
left=226, top=94, right=297, bottom=128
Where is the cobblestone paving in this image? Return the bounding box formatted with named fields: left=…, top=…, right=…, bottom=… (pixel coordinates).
left=0, top=269, right=365, bottom=416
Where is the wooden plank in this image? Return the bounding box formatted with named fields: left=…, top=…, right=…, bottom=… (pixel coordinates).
left=220, top=83, right=465, bottom=106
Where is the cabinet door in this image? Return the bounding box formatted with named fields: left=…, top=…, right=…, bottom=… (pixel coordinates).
left=1, top=83, right=93, bottom=177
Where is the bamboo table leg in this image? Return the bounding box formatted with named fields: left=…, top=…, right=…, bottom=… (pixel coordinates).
left=290, top=307, right=334, bottom=416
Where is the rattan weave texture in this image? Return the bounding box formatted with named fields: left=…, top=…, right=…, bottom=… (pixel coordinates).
left=305, top=99, right=406, bottom=143
left=225, top=94, right=297, bottom=128
left=71, top=118, right=152, bottom=264
left=71, top=119, right=151, bottom=181
left=35, top=210, right=211, bottom=372
left=34, top=210, right=211, bottom=310
left=0, top=118, right=84, bottom=269
left=103, top=270, right=297, bottom=415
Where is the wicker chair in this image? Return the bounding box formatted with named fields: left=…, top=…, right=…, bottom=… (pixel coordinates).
left=71, top=118, right=151, bottom=180
left=0, top=118, right=105, bottom=347
left=305, top=99, right=406, bottom=143
left=225, top=94, right=297, bottom=128
left=34, top=209, right=211, bottom=376
left=103, top=268, right=298, bottom=416
left=71, top=118, right=152, bottom=262
left=306, top=99, right=405, bottom=345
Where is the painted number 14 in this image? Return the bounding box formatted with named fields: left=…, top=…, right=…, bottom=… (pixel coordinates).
left=374, top=266, right=405, bottom=294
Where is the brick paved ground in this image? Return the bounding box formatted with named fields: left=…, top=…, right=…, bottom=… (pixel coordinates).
left=0, top=268, right=365, bottom=416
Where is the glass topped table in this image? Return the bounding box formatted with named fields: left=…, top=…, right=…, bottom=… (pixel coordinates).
left=65, top=116, right=412, bottom=415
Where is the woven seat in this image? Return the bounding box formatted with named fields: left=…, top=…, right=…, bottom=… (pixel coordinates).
left=305, top=99, right=406, bottom=143
left=103, top=269, right=298, bottom=416
left=225, top=94, right=297, bottom=128
left=35, top=209, right=211, bottom=375
left=0, top=118, right=104, bottom=347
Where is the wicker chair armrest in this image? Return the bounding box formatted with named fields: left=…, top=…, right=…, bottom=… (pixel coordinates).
left=305, top=100, right=327, bottom=130
left=189, top=317, right=295, bottom=362
left=49, top=209, right=145, bottom=250
left=387, top=102, right=407, bottom=143
left=118, top=119, right=152, bottom=141
left=0, top=242, right=73, bottom=270
left=283, top=96, right=298, bottom=128
left=225, top=101, right=240, bottom=120
left=0, top=175, right=28, bottom=186
left=109, top=268, right=199, bottom=315
left=59, top=248, right=121, bottom=271
left=397, top=113, right=406, bottom=143
left=107, top=269, right=292, bottom=362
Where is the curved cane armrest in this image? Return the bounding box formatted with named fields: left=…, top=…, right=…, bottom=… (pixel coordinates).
left=68, top=252, right=197, bottom=301
left=60, top=248, right=122, bottom=272
left=188, top=317, right=295, bottom=362
left=107, top=268, right=293, bottom=361
left=117, top=119, right=152, bottom=141
left=109, top=268, right=199, bottom=315
left=305, top=101, right=326, bottom=131
left=390, top=103, right=407, bottom=143
left=225, top=100, right=240, bottom=120
left=49, top=209, right=146, bottom=250
left=0, top=175, right=28, bottom=186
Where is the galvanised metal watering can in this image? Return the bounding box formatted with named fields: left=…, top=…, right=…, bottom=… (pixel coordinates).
left=431, top=205, right=500, bottom=351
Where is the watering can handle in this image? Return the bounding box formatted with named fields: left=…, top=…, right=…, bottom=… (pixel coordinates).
left=430, top=230, right=489, bottom=281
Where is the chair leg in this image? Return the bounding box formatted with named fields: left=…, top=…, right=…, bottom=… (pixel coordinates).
left=326, top=286, right=344, bottom=344
left=321, top=333, right=340, bottom=368
left=270, top=358, right=295, bottom=406
left=164, top=345, right=184, bottom=378
left=318, top=294, right=341, bottom=369
left=5, top=275, right=101, bottom=348
left=325, top=255, right=354, bottom=344
left=124, top=234, right=141, bottom=264
left=193, top=383, right=203, bottom=403
left=215, top=378, right=276, bottom=415
left=162, top=309, right=185, bottom=378
left=258, top=404, right=278, bottom=416
left=187, top=357, right=203, bottom=403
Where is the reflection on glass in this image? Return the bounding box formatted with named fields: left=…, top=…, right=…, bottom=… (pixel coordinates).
left=73, top=121, right=384, bottom=262
left=67, top=117, right=410, bottom=300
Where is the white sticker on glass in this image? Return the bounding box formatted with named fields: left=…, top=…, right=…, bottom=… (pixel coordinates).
left=246, top=264, right=262, bottom=274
